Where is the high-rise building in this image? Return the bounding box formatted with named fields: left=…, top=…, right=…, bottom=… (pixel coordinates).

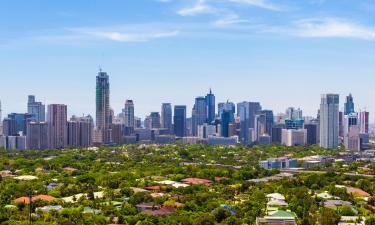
left=67, top=115, right=93, bottom=147
left=237, top=101, right=261, bottom=144
left=359, top=111, right=369, bottom=134
left=221, top=110, right=231, bottom=137
left=150, top=112, right=161, bottom=129
left=205, top=89, right=215, bottom=124
left=218, top=101, right=235, bottom=118
left=344, top=93, right=355, bottom=115
left=285, top=107, right=304, bottom=129
left=161, top=103, right=173, bottom=133
left=2, top=118, right=17, bottom=136
left=304, top=123, right=318, bottom=145
left=27, top=121, right=48, bottom=150
left=47, top=104, right=67, bottom=149
left=174, top=105, right=186, bottom=137
left=286, top=107, right=303, bottom=120
left=123, top=100, right=135, bottom=128
left=282, top=129, right=307, bottom=146
left=198, top=123, right=216, bottom=139
left=96, top=69, right=111, bottom=144
left=27, top=95, right=45, bottom=122
left=6, top=113, right=33, bottom=135
left=320, top=94, right=339, bottom=149
left=192, top=97, right=207, bottom=136
left=260, top=110, right=274, bottom=136
left=271, top=124, right=285, bottom=143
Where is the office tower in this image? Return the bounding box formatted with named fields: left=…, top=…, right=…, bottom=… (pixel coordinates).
left=343, top=113, right=360, bottom=150
left=135, top=117, right=142, bottom=128
left=339, top=111, right=344, bottom=138
left=218, top=101, right=235, bottom=117
left=304, top=123, right=318, bottom=145
left=0, top=100, right=2, bottom=121
left=27, top=122, right=48, bottom=150
left=161, top=103, right=173, bottom=133
left=271, top=124, right=285, bottom=143
left=344, top=93, right=355, bottom=115
left=285, top=107, right=304, bottom=129
left=150, top=112, right=161, bottom=129
left=27, top=95, right=45, bottom=122
left=2, top=118, right=17, bottom=136
left=123, top=100, right=135, bottom=128
left=6, top=113, right=33, bottom=135
left=282, top=129, right=307, bottom=146
left=67, top=115, right=93, bottom=147
left=258, top=134, right=271, bottom=145
left=205, top=89, right=215, bottom=124
left=174, top=105, right=186, bottom=137
left=320, top=94, right=339, bottom=149
left=286, top=107, right=303, bottom=120
left=96, top=69, right=111, bottom=144
left=198, top=123, right=216, bottom=139
left=110, top=123, right=124, bottom=145
left=359, top=111, right=369, bottom=134
left=221, top=110, right=231, bottom=137
left=144, top=116, right=151, bottom=129
left=260, top=110, right=274, bottom=136
left=47, top=104, right=67, bottom=149
left=192, top=97, right=207, bottom=136
left=237, top=101, right=261, bottom=144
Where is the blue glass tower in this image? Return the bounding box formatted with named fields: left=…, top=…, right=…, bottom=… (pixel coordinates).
left=221, top=110, right=231, bottom=137
left=205, top=89, right=215, bottom=124
left=344, top=94, right=355, bottom=115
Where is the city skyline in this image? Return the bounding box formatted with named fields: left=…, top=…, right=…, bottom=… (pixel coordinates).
left=0, top=74, right=374, bottom=123
left=1, top=1, right=375, bottom=121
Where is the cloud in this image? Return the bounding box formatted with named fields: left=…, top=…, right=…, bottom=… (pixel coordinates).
left=229, top=0, right=282, bottom=11
left=84, top=30, right=180, bottom=42
left=291, top=18, right=375, bottom=40
left=213, top=14, right=250, bottom=27
left=177, top=0, right=217, bottom=16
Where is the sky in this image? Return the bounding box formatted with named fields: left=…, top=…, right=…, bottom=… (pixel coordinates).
left=1, top=0, right=375, bottom=122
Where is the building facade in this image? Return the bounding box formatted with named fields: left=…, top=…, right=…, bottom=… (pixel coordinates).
left=320, top=94, right=339, bottom=149
left=47, top=104, right=67, bottom=149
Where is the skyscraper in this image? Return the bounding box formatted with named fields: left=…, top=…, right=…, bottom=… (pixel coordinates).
left=123, top=100, right=135, bottom=128
left=6, top=113, right=33, bottom=135
left=320, top=94, right=339, bottom=149
left=344, top=93, right=355, bottom=115
left=359, top=111, right=369, bottom=134
left=205, top=89, right=215, bottom=124
left=285, top=107, right=304, bottom=129
left=218, top=101, right=235, bottom=122
left=47, top=104, right=67, bottom=149
left=343, top=112, right=360, bottom=150
left=221, top=110, right=231, bottom=137
left=96, top=69, right=111, bottom=143
left=67, top=115, right=93, bottom=147
left=27, top=121, right=48, bottom=150
left=192, top=97, right=207, bottom=136
left=150, top=112, right=161, bottom=129
left=161, top=103, right=173, bottom=133
left=174, top=105, right=186, bottom=137
left=27, top=95, right=45, bottom=122
left=237, top=101, right=261, bottom=144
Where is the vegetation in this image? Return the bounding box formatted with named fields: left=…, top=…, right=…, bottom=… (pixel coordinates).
left=0, top=144, right=373, bottom=224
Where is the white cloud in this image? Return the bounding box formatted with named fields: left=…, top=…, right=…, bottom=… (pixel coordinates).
left=214, top=14, right=250, bottom=27
left=229, top=0, right=282, bottom=11
left=177, top=0, right=216, bottom=16
left=83, top=30, right=180, bottom=42
left=292, top=18, right=375, bottom=39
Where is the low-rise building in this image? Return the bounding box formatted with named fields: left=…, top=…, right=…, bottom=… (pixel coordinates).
left=259, top=158, right=297, bottom=170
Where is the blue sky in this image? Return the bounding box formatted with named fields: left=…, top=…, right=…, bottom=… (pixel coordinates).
left=1, top=0, right=375, bottom=121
